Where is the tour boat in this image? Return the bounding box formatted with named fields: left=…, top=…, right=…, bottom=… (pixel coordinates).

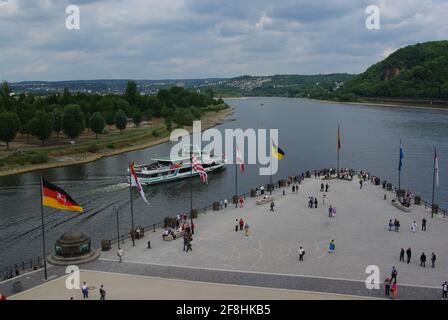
left=128, top=145, right=226, bottom=185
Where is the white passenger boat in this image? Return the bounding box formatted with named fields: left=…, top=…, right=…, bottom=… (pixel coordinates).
left=129, top=145, right=226, bottom=185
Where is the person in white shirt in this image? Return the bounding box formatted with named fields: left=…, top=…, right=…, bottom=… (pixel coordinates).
left=298, top=246, right=305, bottom=261
left=411, top=221, right=417, bottom=233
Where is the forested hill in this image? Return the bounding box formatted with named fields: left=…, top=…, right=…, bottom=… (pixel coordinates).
left=339, top=41, right=448, bottom=99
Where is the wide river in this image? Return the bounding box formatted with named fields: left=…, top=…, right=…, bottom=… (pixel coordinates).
left=1, top=97, right=447, bottom=271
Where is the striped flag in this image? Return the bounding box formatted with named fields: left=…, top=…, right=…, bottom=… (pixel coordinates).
left=236, top=145, right=245, bottom=173
left=42, top=178, right=83, bottom=212
left=435, top=147, right=439, bottom=187
left=130, top=163, right=149, bottom=204
left=192, top=154, right=208, bottom=184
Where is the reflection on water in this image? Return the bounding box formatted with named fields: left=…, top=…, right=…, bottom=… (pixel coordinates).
left=1, top=97, right=448, bottom=269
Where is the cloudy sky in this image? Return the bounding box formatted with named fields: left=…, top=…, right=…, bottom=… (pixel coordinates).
left=0, top=0, right=447, bottom=81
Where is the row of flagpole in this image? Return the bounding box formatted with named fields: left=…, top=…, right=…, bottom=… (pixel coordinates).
left=338, top=126, right=440, bottom=218
left=37, top=125, right=441, bottom=281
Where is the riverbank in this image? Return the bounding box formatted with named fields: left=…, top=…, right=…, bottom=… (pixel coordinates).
left=0, top=107, right=234, bottom=177
left=309, top=98, right=448, bottom=111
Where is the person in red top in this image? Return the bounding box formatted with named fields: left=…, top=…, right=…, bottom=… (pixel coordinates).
left=239, top=196, right=244, bottom=208
left=239, top=218, right=244, bottom=231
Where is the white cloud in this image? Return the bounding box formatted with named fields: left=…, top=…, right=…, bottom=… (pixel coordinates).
left=0, top=0, right=447, bottom=81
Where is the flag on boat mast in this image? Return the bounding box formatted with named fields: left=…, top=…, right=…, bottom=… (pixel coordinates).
left=192, top=154, right=208, bottom=184
left=130, top=162, right=149, bottom=204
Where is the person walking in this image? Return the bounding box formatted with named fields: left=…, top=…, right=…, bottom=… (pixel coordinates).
left=384, top=277, right=391, bottom=296
left=442, top=281, right=448, bottom=300
left=328, top=239, right=335, bottom=253
left=183, top=233, right=189, bottom=251
left=270, top=201, right=275, bottom=212
left=325, top=183, right=329, bottom=192
left=328, top=205, right=333, bottom=218
left=390, top=281, right=398, bottom=300
left=406, top=248, right=412, bottom=264
left=320, top=183, right=324, bottom=192
left=239, top=196, right=244, bottom=208
left=186, top=235, right=193, bottom=252
left=99, top=285, right=106, bottom=300
left=411, top=221, right=417, bottom=233
left=314, top=198, right=318, bottom=208
left=235, top=219, right=239, bottom=232
left=431, top=252, right=436, bottom=268
left=81, top=281, right=89, bottom=299
left=298, top=246, right=305, bottom=261
left=224, top=198, right=228, bottom=208
left=420, top=252, right=426, bottom=268
left=117, top=248, right=123, bottom=263
left=292, top=185, right=295, bottom=193
left=359, top=180, right=363, bottom=189
left=239, top=218, right=244, bottom=231
left=220, top=199, right=224, bottom=209
left=391, top=266, right=398, bottom=283
left=388, top=219, right=394, bottom=231
left=422, top=218, right=427, bottom=231
left=244, top=222, right=250, bottom=237
left=399, top=248, right=405, bottom=262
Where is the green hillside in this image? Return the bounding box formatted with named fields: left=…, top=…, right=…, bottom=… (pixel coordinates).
left=339, top=41, right=448, bottom=99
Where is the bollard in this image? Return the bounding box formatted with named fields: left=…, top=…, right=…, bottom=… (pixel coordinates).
left=147, top=241, right=151, bottom=249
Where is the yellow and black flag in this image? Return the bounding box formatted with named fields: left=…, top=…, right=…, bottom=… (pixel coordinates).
left=271, top=140, right=285, bottom=160
left=42, top=178, right=84, bottom=212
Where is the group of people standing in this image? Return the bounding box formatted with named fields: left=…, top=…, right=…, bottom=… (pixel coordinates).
left=235, top=218, right=250, bottom=236
left=399, top=248, right=436, bottom=268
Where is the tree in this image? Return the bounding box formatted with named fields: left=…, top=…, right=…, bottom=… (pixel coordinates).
left=0, top=82, right=13, bottom=112
left=0, top=112, right=20, bottom=150
left=29, top=111, right=54, bottom=145
left=125, top=81, right=138, bottom=105
left=89, top=112, right=106, bottom=138
left=62, top=104, right=85, bottom=141
left=52, top=109, right=63, bottom=137
left=103, top=111, right=115, bottom=128
left=114, top=109, right=127, bottom=133
left=132, top=110, right=142, bottom=127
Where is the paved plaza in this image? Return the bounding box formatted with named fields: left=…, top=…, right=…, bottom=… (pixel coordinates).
left=100, top=177, right=448, bottom=289
left=2, top=176, right=447, bottom=299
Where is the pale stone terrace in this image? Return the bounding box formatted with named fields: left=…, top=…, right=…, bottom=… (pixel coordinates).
left=99, top=176, right=448, bottom=289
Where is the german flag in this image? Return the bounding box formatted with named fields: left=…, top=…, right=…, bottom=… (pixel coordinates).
left=42, top=178, right=83, bottom=212
left=271, top=140, right=285, bottom=160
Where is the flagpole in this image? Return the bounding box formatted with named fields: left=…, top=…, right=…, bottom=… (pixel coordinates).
left=190, top=149, right=193, bottom=225
left=337, top=124, right=340, bottom=178
left=270, top=160, right=273, bottom=195
left=129, top=162, right=135, bottom=246
left=39, top=176, right=48, bottom=281
left=235, top=162, right=238, bottom=208
left=431, top=147, right=436, bottom=219
left=398, top=139, right=402, bottom=193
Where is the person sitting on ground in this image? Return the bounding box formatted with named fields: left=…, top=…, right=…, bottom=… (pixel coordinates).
left=162, top=228, right=170, bottom=239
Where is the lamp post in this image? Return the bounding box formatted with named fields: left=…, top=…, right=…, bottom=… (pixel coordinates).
left=114, top=206, right=120, bottom=250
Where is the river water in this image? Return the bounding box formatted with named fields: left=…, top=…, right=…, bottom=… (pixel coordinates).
left=1, top=97, right=447, bottom=271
